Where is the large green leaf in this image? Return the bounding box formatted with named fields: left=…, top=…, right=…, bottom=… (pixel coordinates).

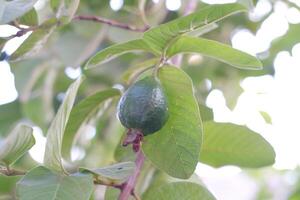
left=44, top=76, right=84, bottom=173
left=62, top=88, right=120, bottom=159
left=143, top=3, right=246, bottom=53
left=80, top=162, right=134, bottom=184
left=143, top=182, right=216, bottom=200
left=166, top=36, right=262, bottom=70
left=200, top=121, right=275, bottom=168
left=0, top=0, right=38, bottom=24
left=142, top=66, right=202, bottom=179
left=10, top=18, right=58, bottom=61
left=17, top=166, right=94, bottom=200
left=19, top=8, right=38, bottom=26
left=0, top=124, right=34, bottom=166
left=85, top=39, right=158, bottom=69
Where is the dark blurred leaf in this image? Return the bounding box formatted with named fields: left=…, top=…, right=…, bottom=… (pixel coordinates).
left=0, top=124, right=34, bottom=166
left=50, top=0, right=60, bottom=13
left=143, top=66, right=202, bottom=179
left=0, top=0, right=38, bottom=24
left=19, top=8, right=38, bottom=26
left=10, top=18, right=58, bottom=61
left=22, top=97, right=48, bottom=130
left=63, top=89, right=120, bottom=159
left=0, top=101, right=22, bottom=137
left=200, top=121, right=276, bottom=168
left=79, top=162, right=134, bottom=184
left=0, top=174, right=21, bottom=194
left=10, top=59, right=44, bottom=93
left=85, top=39, right=158, bottom=69
left=143, top=182, right=216, bottom=200
left=0, top=37, right=7, bottom=50
left=17, top=166, right=94, bottom=200
left=52, top=31, right=90, bottom=66
left=44, top=76, right=83, bottom=173
left=199, top=104, right=213, bottom=121
left=167, top=36, right=262, bottom=70
left=143, top=3, right=246, bottom=52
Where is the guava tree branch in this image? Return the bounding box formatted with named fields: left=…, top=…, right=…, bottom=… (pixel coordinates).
left=0, top=166, right=26, bottom=176
left=73, top=15, right=149, bottom=32
left=7, top=26, right=37, bottom=39
left=119, top=150, right=145, bottom=200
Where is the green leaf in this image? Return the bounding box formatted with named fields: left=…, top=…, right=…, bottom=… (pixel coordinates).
left=0, top=37, right=7, bottom=50
left=104, top=187, right=120, bottom=200
left=19, top=8, right=38, bottom=26
left=79, top=162, right=135, bottom=184
left=143, top=182, right=216, bottom=200
left=186, top=23, right=218, bottom=37
left=200, top=121, right=276, bottom=168
left=85, top=39, right=158, bottom=69
left=0, top=0, right=38, bottom=24
left=259, top=111, right=272, bottom=124
left=199, top=104, right=213, bottom=122
left=0, top=101, right=22, bottom=136
left=17, top=166, right=94, bottom=200
left=166, top=36, right=262, bottom=70
left=44, top=76, right=84, bottom=173
left=121, top=58, right=158, bottom=84
left=142, top=66, right=202, bottom=179
left=10, top=18, right=58, bottom=61
left=0, top=124, right=35, bottom=166
left=22, top=96, right=48, bottom=131
left=62, top=88, right=120, bottom=159
left=0, top=174, right=21, bottom=194
left=143, top=3, right=246, bottom=52
left=50, top=0, right=60, bottom=13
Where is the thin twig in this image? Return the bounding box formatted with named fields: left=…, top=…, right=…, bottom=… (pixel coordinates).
left=73, top=15, right=149, bottom=32
left=132, top=190, right=141, bottom=200
left=0, top=167, right=26, bottom=176
left=93, top=179, right=123, bottom=189
left=7, top=26, right=37, bottom=40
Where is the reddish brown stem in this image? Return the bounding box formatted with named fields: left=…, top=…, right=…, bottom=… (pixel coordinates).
left=73, top=15, right=149, bottom=32
left=8, top=26, right=37, bottom=39
left=118, top=150, right=145, bottom=200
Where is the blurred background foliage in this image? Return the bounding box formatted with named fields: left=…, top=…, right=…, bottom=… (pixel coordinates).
left=1, top=0, right=300, bottom=199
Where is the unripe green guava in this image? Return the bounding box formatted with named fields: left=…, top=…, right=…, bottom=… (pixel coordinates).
left=117, top=76, right=169, bottom=136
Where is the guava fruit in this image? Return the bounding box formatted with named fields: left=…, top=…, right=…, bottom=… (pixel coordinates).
left=117, top=76, right=168, bottom=136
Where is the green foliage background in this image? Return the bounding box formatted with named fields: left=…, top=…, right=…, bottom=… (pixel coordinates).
left=0, top=0, right=299, bottom=199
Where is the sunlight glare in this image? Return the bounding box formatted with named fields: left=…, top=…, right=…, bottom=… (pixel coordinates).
left=0, top=62, right=18, bottom=105
left=110, top=0, right=124, bottom=11
left=166, top=0, right=181, bottom=11
left=29, top=127, right=46, bottom=163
